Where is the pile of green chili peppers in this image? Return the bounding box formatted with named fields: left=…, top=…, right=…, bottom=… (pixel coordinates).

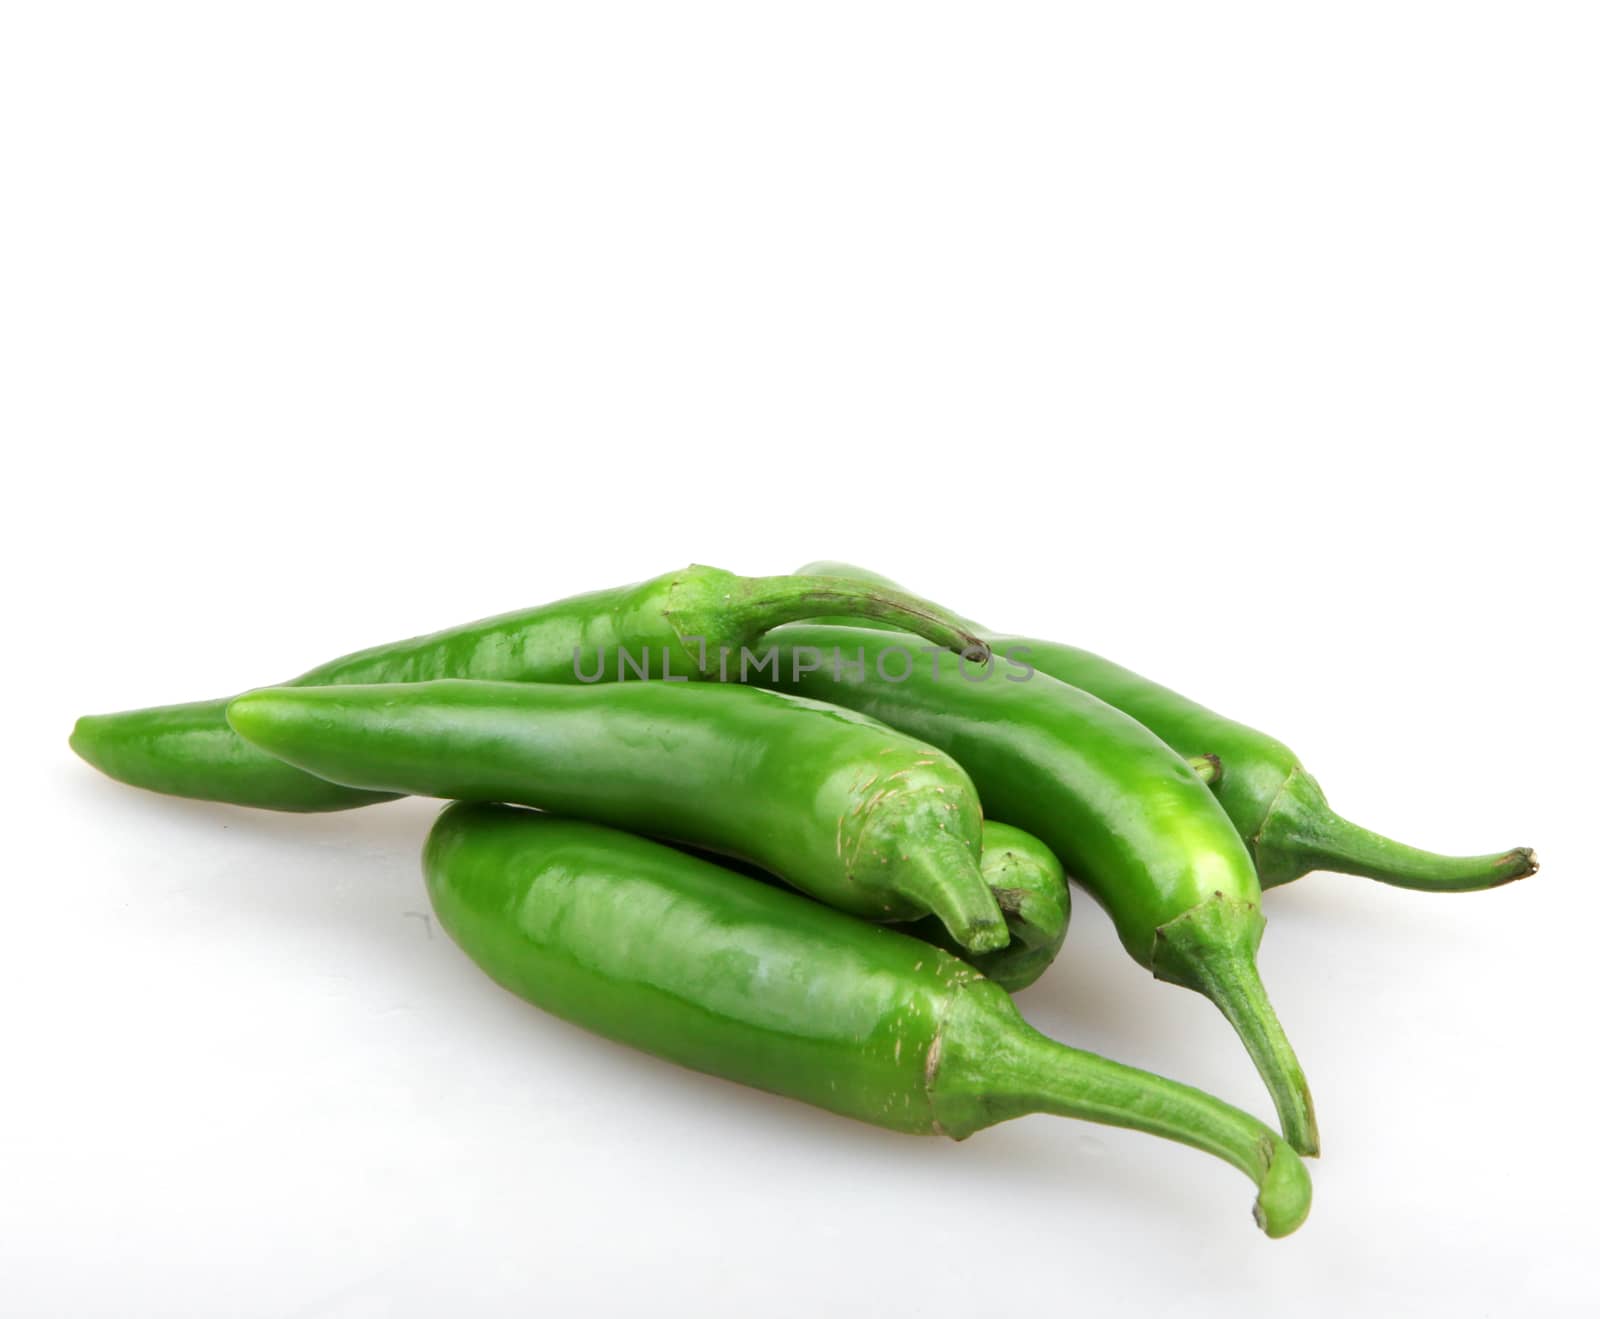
left=71, top=563, right=1538, bottom=1240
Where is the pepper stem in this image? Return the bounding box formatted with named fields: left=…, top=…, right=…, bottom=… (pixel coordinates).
left=1190, top=753, right=1222, bottom=785
left=936, top=991, right=1312, bottom=1237
left=887, top=832, right=1010, bottom=955
left=1011, top=1029, right=1310, bottom=1237
left=1255, top=768, right=1539, bottom=892
left=793, top=560, right=989, bottom=633
left=1151, top=892, right=1319, bottom=1157
left=908, top=822, right=1070, bottom=990
left=674, top=570, right=990, bottom=666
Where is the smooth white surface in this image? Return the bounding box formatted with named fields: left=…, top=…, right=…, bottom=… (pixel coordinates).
left=4, top=4, right=1595, bottom=1315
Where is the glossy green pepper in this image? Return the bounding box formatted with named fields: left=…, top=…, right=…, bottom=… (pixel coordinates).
left=799, top=562, right=1537, bottom=892
left=69, top=566, right=987, bottom=813
left=736, top=625, right=1319, bottom=1156
left=910, top=821, right=1071, bottom=992
left=424, top=803, right=1312, bottom=1237
left=227, top=678, right=1009, bottom=952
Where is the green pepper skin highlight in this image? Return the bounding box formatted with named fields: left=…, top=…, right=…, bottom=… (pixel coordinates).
left=737, top=625, right=1319, bottom=1156
left=227, top=678, right=1008, bottom=953
left=424, top=803, right=1312, bottom=1237
left=799, top=561, right=1537, bottom=893
left=910, top=822, right=1071, bottom=992
left=69, top=566, right=988, bottom=813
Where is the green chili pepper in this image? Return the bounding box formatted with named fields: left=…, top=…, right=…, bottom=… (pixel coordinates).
left=910, top=821, right=1071, bottom=992
left=737, top=625, right=1320, bottom=1156
left=799, top=561, right=1537, bottom=893
left=226, top=678, right=1009, bottom=952
left=424, top=802, right=1312, bottom=1237
left=69, top=566, right=988, bottom=813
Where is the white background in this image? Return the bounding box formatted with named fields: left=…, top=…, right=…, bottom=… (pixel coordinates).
left=3, top=4, right=1595, bottom=1315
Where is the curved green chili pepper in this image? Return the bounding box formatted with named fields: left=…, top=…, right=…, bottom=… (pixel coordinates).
left=799, top=561, right=1536, bottom=893
left=909, top=821, right=1070, bottom=992
left=68, top=566, right=987, bottom=813
left=737, top=625, right=1319, bottom=1156
left=424, top=803, right=1312, bottom=1237
left=227, top=678, right=1008, bottom=952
